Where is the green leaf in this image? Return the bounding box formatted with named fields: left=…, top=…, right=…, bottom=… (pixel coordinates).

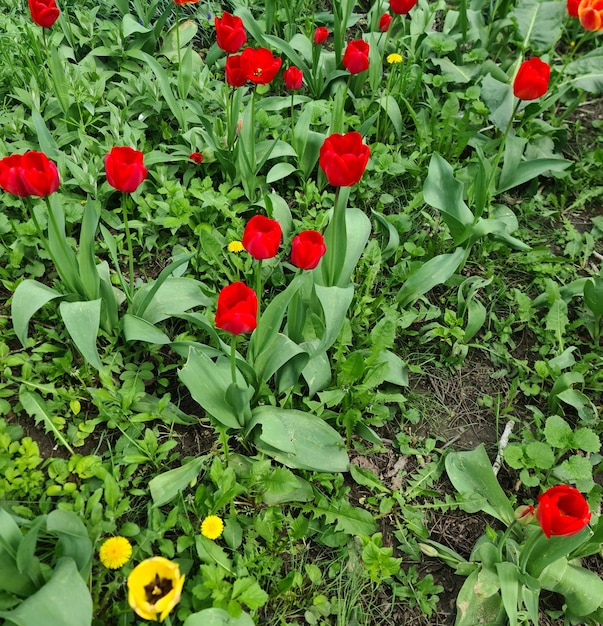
left=122, top=314, right=171, bottom=344
left=511, top=0, right=566, bottom=54
left=571, top=427, right=600, bottom=453
left=311, top=497, right=377, bottom=536
left=149, top=456, right=207, bottom=507
left=232, top=578, right=269, bottom=610
left=59, top=299, right=103, bottom=370
left=565, top=49, right=603, bottom=94
left=11, top=280, right=62, bottom=345
left=543, top=414, right=573, bottom=449
left=260, top=469, right=313, bottom=505
left=178, top=348, right=245, bottom=429
left=545, top=299, right=568, bottom=347
left=18, top=390, right=75, bottom=455
left=583, top=276, right=603, bottom=316
left=133, top=276, right=208, bottom=324
left=445, top=445, right=515, bottom=525
left=266, top=162, right=298, bottom=184
left=195, top=536, right=233, bottom=573
left=396, top=248, right=464, bottom=308
left=249, top=406, right=349, bottom=472
left=0, top=558, right=92, bottom=626
left=378, top=95, right=403, bottom=140
left=454, top=570, right=505, bottom=626
left=183, top=608, right=255, bottom=626
left=481, top=74, right=515, bottom=132
left=495, top=562, right=519, bottom=626
left=423, top=154, right=474, bottom=244
left=46, top=511, right=93, bottom=579
left=31, top=110, right=60, bottom=161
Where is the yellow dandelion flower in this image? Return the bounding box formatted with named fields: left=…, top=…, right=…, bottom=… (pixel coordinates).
left=227, top=240, right=244, bottom=253
left=127, top=556, right=185, bottom=622
left=387, top=53, right=403, bottom=64
left=99, top=536, right=133, bottom=569
left=200, top=515, right=224, bottom=540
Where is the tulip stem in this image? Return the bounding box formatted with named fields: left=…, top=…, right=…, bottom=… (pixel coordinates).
left=324, top=186, right=350, bottom=287
left=121, top=192, right=135, bottom=301
left=290, top=92, right=295, bottom=141
left=255, top=259, right=263, bottom=319
left=230, top=334, right=238, bottom=385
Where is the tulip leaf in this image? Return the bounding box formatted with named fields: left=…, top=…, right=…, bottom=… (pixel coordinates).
left=481, top=74, right=515, bottom=132
left=123, top=314, right=171, bottom=344
left=423, top=154, right=474, bottom=243
left=11, top=280, right=62, bottom=346
left=0, top=558, right=92, bottom=626
left=46, top=510, right=93, bottom=579
left=445, top=445, right=515, bottom=526
left=454, top=570, right=506, bottom=626
left=565, top=48, right=603, bottom=94
left=266, top=162, right=298, bottom=184
left=178, top=347, right=245, bottom=429
left=59, top=299, right=103, bottom=370
left=396, top=248, right=465, bottom=308
left=248, top=406, right=349, bottom=472
left=149, top=456, right=208, bottom=507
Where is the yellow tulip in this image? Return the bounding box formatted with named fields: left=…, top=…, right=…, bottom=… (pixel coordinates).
left=127, top=557, right=185, bottom=622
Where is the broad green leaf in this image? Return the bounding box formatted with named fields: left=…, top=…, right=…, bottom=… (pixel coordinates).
left=122, top=314, right=171, bottom=344
left=195, top=536, right=233, bottom=573
left=545, top=299, right=568, bottom=348
left=149, top=456, right=207, bottom=507
left=378, top=95, right=402, bottom=140
left=178, top=348, right=245, bottom=429
left=565, top=48, right=603, bottom=93
left=543, top=414, right=573, bottom=448
left=540, top=562, right=603, bottom=619
left=454, top=570, right=506, bottom=626
left=160, top=19, right=198, bottom=58
left=11, top=280, right=62, bottom=345
left=584, top=276, right=603, bottom=316
left=497, top=157, right=571, bottom=193
left=46, top=510, right=93, bottom=578
left=77, top=200, right=100, bottom=301
left=396, top=248, right=464, bottom=308
left=260, top=469, right=313, bottom=505
left=423, top=154, right=474, bottom=243
left=481, top=74, right=515, bottom=132
left=511, top=0, right=565, bottom=54
left=122, top=13, right=152, bottom=36
left=495, top=562, right=519, bottom=626
left=266, top=162, right=298, bottom=184
left=59, top=299, right=103, bottom=369
left=313, top=284, right=354, bottom=354
left=232, top=578, right=269, bottom=610
left=249, top=406, right=349, bottom=472
left=18, top=389, right=75, bottom=455
left=310, top=497, right=377, bottom=535
left=430, top=58, right=481, bottom=83
left=445, top=445, right=515, bottom=525
left=0, top=558, right=92, bottom=626
left=31, top=109, right=60, bottom=161
left=183, top=608, right=255, bottom=626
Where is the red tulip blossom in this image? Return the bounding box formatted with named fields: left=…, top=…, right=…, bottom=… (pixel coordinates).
left=28, top=0, right=60, bottom=28
left=105, top=147, right=148, bottom=193
left=379, top=13, right=393, bottom=31
left=319, top=132, right=370, bottom=187
left=215, top=282, right=258, bottom=335
left=283, top=66, right=303, bottom=91
left=389, top=0, right=418, bottom=14
left=173, top=0, right=199, bottom=4
left=313, top=26, right=329, bottom=45
left=225, top=54, right=247, bottom=87
left=567, top=0, right=580, bottom=16
left=189, top=152, right=203, bottom=164
left=240, top=47, right=282, bottom=85
left=214, top=11, right=247, bottom=54
left=578, top=0, right=603, bottom=30
left=291, top=230, right=327, bottom=270
left=536, top=485, right=591, bottom=538
left=0, top=151, right=59, bottom=197
left=343, top=39, right=370, bottom=74
left=242, top=215, right=282, bottom=260
left=513, top=57, right=551, bottom=100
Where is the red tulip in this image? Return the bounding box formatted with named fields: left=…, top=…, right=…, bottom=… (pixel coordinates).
left=578, top=0, right=603, bottom=30
left=105, top=147, right=147, bottom=193
left=215, top=282, right=258, bottom=335
left=343, top=39, right=370, bottom=74
left=313, top=26, right=329, bottom=45
left=240, top=47, right=282, bottom=85
left=536, top=485, right=591, bottom=538
left=214, top=11, right=247, bottom=54
left=291, top=230, right=326, bottom=270
left=513, top=57, right=551, bottom=100
left=0, top=151, right=59, bottom=197
left=225, top=54, right=247, bottom=87
left=379, top=13, right=393, bottom=31
left=567, top=0, right=580, bottom=16
left=28, top=0, right=60, bottom=28
left=389, top=0, right=418, bottom=14
left=283, top=66, right=303, bottom=91
left=319, top=132, right=370, bottom=187
left=189, top=152, right=203, bottom=164
left=242, top=215, right=282, bottom=260
left=173, top=0, right=199, bottom=4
